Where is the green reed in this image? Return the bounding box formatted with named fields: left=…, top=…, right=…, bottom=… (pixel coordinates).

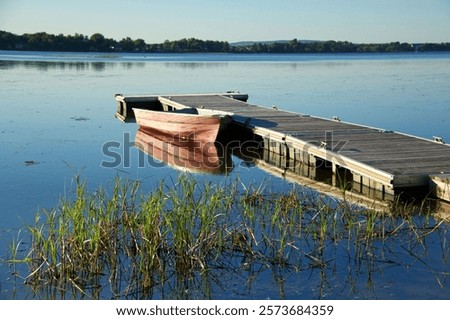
left=9, top=173, right=448, bottom=299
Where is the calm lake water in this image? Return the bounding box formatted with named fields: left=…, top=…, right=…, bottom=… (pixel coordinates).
left=0, top=51, right=449, bottom=299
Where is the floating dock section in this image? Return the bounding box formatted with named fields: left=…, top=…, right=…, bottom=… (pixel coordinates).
left=115, top=93, right=450, bottom=202
left=115, top=92, right=249, bottom=122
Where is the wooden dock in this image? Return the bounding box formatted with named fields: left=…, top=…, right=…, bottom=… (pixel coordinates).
left=115, top=93, right=450, bottom=201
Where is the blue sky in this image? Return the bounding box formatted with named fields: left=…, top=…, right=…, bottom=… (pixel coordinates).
left=1, top=0, right=449, bottom=43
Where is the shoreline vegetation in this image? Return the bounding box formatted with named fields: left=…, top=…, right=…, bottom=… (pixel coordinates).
left=1, top=30, right=450, bottom=54
left=8, top=175, right=449, bottom=299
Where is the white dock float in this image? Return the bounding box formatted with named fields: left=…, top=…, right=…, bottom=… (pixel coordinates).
left=430, top=174, right=450, bottom=202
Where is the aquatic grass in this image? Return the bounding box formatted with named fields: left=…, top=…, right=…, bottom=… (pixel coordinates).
left=8, top=174, right=450, bottom=299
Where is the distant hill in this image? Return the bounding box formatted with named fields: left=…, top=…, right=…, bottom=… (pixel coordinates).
left=230, top=40, right=320, bottom=47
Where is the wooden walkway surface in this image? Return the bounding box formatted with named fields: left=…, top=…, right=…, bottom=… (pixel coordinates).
left=115, top=93, right=450, bottom=199
left=157, top=94, right=450, bottom=193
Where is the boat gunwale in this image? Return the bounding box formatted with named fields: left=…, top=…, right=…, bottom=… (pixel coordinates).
left=132, top=107, right=234, bottom=119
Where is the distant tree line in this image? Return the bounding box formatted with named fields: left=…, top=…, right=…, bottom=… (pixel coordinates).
left=1, top=31, right=449, bottom=53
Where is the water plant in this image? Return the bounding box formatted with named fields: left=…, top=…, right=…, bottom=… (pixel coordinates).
left=7, top=174, right=450, bottom=299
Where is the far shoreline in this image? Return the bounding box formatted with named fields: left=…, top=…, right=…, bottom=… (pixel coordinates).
left=1, top=31, right=449, bottom=54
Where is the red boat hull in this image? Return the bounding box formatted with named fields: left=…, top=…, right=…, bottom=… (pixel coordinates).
left=133, top=108, right=230, bottom=143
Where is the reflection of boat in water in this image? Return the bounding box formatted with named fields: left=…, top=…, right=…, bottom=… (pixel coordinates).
left=133, top=107, right=233, bottom=143
left=135, top=128, right=232, bottom=174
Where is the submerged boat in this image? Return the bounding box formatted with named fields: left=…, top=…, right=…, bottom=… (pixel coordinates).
left=133, top=107, right=233, bottom=143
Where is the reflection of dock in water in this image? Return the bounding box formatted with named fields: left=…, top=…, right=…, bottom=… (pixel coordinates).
left=230, top=138, right=390, bottom=211
left=232, top=139, right=450, bottom=216
left=134, top=128, right=232, bottom=174
left=117, top=92, right=450, bottom=204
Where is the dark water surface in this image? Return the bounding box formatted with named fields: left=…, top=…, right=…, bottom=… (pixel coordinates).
left=0, top=51, right=449, bottom=299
